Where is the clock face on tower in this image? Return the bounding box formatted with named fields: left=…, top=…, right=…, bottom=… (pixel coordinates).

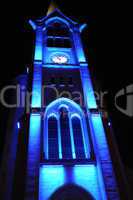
left=51, top=54, right=69, bottom=64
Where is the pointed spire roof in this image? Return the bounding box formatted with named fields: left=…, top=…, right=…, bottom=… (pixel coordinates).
left=47, top=1, right=58, bottom=16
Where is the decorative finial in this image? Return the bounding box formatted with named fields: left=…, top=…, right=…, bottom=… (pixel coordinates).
left=47, top=1, right=58, bottom=16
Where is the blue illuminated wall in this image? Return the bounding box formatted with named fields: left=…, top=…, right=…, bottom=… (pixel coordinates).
left=80, top=64, right=97, bottom=109
left=31, top=65, right=42, bottom=108
left=39, top=165, right=101, bottom=200
left=90, top=114, right=120, bottom=199
left=34, top=27, right=43, bottom=61
left=25, top=114, right=41, bottom=198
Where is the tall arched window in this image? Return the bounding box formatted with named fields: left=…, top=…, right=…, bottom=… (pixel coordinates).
left=44, top=98, right=90, bottom=161
left=72, top=116, right=85, bottom=159
left=60, top=107, right=72, bottom=159
left=48, top=116, right=59, bottom=159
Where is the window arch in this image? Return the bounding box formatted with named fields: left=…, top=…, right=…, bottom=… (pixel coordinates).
left=72, top=116, right=86, bottom=159
left=47, top=21, right=70, bottom=37
left=48, top=116, right=59, bottom=159
left=60, top=107, right=72, bottom=159
left=44, top=98, right=90, bottom=160
left=46, top=19, right=72, bottom=48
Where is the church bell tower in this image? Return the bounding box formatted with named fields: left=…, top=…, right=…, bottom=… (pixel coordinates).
left=1, top=2, right=129, bottom=200
left=24, top=3, right=121, bottom=200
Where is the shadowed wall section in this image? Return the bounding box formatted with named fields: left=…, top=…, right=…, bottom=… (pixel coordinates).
left=39, top=165, right=101, bottom=200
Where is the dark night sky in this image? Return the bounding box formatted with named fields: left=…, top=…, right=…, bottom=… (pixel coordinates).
left=0, top=0, right=133, bottom=171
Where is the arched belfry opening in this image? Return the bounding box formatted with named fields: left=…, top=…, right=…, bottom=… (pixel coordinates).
left=46, top=19, right=72, bottom=48
left=47, top=20, right=70, bottom=36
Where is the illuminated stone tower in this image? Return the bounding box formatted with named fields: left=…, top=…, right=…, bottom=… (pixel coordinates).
left=0, top=3, right=129, bottom=200
left=25, top=4, right=121, bottom=200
